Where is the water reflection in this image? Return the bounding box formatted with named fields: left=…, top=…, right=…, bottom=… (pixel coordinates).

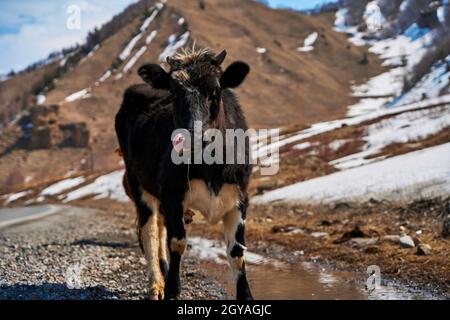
left=186, top=237, right=441, bottom=300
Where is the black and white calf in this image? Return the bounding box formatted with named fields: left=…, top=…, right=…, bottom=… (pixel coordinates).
left=115, top=47, right=253, bottom=300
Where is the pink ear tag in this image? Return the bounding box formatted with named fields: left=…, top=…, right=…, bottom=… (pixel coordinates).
left=172, top=133, right=186, bottom=153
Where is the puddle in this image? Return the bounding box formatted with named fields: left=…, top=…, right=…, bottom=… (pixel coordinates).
left=186, top=237, right=441, bottom=300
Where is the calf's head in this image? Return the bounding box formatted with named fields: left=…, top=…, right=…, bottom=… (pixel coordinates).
left=138, top=48, right=249, bottom=131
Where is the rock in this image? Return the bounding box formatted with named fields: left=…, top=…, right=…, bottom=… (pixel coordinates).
left=287, top=228, right=305, bottom=235
left=272, top=225, right=303, bottom=234
left=284, top=226, right=296, bottom=233
left=311, top=232, right=329, bottom=239
left=348, top=237, right=378, bottom=248
left=399, top=235, right=415, bottom=248
left=26, top=105, right=62, bottom=150
left=31, top=105, right=59, bottom=127
left=381, top=235, right=400, bottom=244
left=60, top=122, right=90, bottom=148
left=29, top=126, right=52, bottom=149
left=416, top=244, right=431, bottom=256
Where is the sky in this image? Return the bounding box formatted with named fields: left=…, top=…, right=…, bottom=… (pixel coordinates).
left=0, top=0, right=139, bottom=74
left=262, top=0, right=334, bottom=10
left=0, top=0, right=332, bottom=75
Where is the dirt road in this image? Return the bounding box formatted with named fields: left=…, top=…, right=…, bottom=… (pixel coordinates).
left=0, top=204, right=447, bottom=300
left=0, top=206, right=227, bottom=300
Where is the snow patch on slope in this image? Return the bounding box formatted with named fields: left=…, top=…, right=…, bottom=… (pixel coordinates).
left=124, top=46, right=147, bottom=73
left=2, top=191, right=32, bottom=205
left=37, top=94, right=46, bottom=106
left=119, top=7, right=161, bottom=61
left=298, top=32, right=318, bottom=52
left=332, top=105, right=450, bottom=169
left=253, top=95, right=450, bottom=171
left=364, top=1, right=386, bottom=32
left=96, top=70, right=112, bottom=86
left=145, top=30, right=158, bottom=45
left=140, top=9, right=159, bottom=32
left=253, top=143, right=450, bottom=205
left=391, top=55, right=450, bottom=107
left=65, top=88, right=91, bottom=102
left=63, top=170, right=128, bottom=203
left=159, top=32, right=191, bottom=61
left=41, top=177, right=86, bottom=197
left=334, top=5, right=441, bottom=118
left=256, top=47, right=267, bottom=54
left=119, top=34, right=144, bottom=61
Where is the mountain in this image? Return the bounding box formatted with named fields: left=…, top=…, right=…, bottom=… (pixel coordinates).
left=0, top=0, right=449, bottom=194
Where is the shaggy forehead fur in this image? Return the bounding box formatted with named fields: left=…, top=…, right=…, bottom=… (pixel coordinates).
left=169, top=46, right=222, bottom=84
left=173, top=46, right=215, bottom=65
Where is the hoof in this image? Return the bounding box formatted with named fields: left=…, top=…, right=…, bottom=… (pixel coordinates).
left=149, top=282, right=165, bottom=300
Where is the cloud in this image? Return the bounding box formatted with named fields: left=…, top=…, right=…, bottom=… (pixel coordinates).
left=0, top=0, right=138, bottom=74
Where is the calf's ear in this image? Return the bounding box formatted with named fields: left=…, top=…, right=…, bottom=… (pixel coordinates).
left=138, top=64, right=170, bottom=89
left=220, top=62, right=250, bottom=88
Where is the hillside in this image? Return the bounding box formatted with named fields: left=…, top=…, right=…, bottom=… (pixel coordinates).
left=0, top=0, right=384, bottom=189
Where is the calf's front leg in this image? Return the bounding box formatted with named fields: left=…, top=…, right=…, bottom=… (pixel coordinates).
left=161, top=195, right=186, bottom=300
left=223, top=195, right=253, bottom=300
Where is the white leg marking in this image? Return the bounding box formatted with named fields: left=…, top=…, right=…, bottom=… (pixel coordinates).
left=158, top=213, right=168, bottom=265
left=170, top=237, right=187, bottom=254
left=223, top=208, right=246, bottom=281
left=141, top=190, right=164, bottom=299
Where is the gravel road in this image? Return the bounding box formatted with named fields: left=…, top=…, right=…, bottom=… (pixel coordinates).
left=0, top=206, right=229, bottom=300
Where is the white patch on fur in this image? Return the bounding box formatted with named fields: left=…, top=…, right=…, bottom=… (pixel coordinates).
left=170, top=237, right=187, bottom=254
left=223, top=208, right=247, bottom=280
left=158, top=213, right=168, bottom=263
left=223, top=208, right=244, bottom=250
left=228, top=256, right=245, bottom=281
left=182, top=179, right=240, bottom=225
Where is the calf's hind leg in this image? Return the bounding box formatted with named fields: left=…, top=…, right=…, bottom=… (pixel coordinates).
left=123, top=171, right=165, bottom=300
left=138, top=191, right=165, bottom=300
